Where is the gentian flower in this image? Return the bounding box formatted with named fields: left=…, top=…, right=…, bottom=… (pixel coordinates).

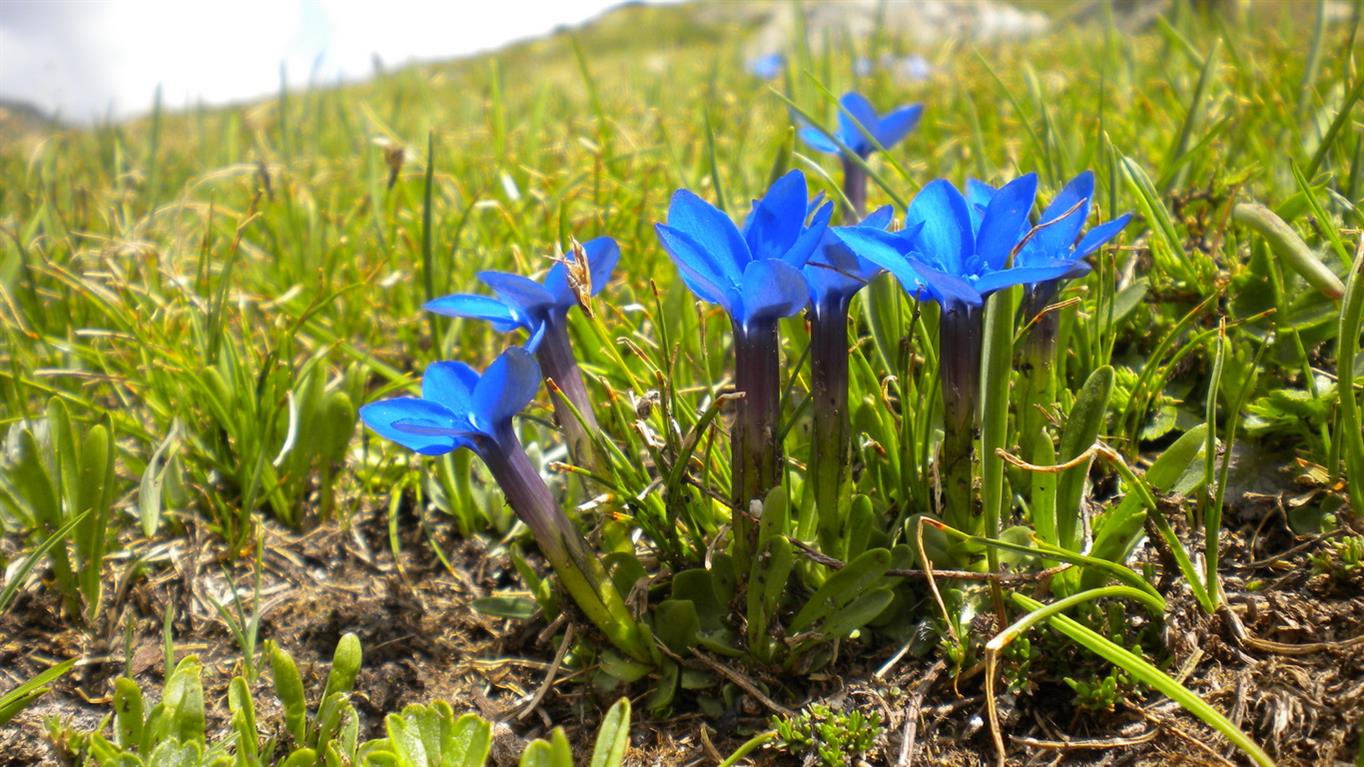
left=838, top=172, right=1130, bottom=539
left=424, top=237, right=620, bottom=471
left=799, top=92, right=923, bottom=218
left=360, top=348, right=654, bottom=663
left=655, top=169, right=833, bottom=568
left=835, top=174, right=1041, bottom=536
left=748, top=52, right=784, bottom=80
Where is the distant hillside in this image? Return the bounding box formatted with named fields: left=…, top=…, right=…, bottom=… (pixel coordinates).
left=0, top=98, right=59, bottom=141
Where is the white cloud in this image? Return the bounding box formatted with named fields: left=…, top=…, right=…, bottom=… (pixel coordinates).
left=0, top=0, right=640, bottom=122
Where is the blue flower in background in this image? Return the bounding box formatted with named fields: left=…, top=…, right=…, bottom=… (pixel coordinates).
left=748, top=52, right=784, bottom=80
left=799, top=92, right=924, bottom=159
left=894, top=55, right=932, bottom=83
left=359, top=347, right=541, bottom=456
left=656, top=170, right=833, bottom=331
left=424, top=236, right=620, bottom=351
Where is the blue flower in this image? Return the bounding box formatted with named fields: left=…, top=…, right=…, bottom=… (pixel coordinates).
left=360, top=346, right=656, bottom=664
left=799, top=92, right=924, bottom=159
left=835, top=174, right=1050, bottom=308
left=748, top=52, right=784, bottom=80
left=973, top=171, right=1133, bottom=283
left=655, top=170, right=833, bottom=332
left=424, top=237, right=620, bottom=350
left=359, top=347, right=541, bottom=456
left=805, top=205, right=900, bottom=314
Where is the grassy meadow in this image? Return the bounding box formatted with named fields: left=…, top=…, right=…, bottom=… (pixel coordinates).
left=1, top=1, right=1362, bottom=764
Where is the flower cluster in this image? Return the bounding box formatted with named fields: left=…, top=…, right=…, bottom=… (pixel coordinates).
left=360, top=90, right=1130, bottom=660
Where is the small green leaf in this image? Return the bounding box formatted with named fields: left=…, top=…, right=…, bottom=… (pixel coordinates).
left=113, top=677, right=145, bottom=750
left=589, top=698, right=631, bottom=767
left=268, top=641, right=308, bottom=745
left=653, top=600, right=700, bottom=652
left=1056, top=366, right=1114, bottom=551
left=471, top=596, right=539, bottom=620
left=321, top=632, right=363, bottom=702
left=789, top=548, right=891, bottom=633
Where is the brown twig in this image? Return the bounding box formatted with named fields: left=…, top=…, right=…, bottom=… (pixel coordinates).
left=895, top=659, right=946, bottom=767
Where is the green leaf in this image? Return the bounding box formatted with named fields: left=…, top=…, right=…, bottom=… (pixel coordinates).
left=227, top=676, right=257, bottom=764
left=138, top=425, right=180, bottom=538
left=589, top=698, right=631, bottom=767
left=1056, top=366, right=1114, bottom=551
left=653, top=600, right=700, bottom=652
left=471, top=596, right=539, bottom=620
left=817, top=587, right=894, bottom=639
left=321, top=633, right=363, bottom=703
left=162, top=656, right=206, bottom=746
left=518, top=728, right=573, bottom=767
left=113, top=677, right=146, bottom=750
left=268, top=641, right=308, bottom=745
left=0, top=658, right=76, bottom=727
left=789, top=548, right=891, bottom=633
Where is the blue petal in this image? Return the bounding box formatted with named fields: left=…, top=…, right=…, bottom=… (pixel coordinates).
left=744, top=170, right=807, bottom=262
left=971, top=261, right=1084, bottom=297
left=975, top=173, right=1038, bottom=273
left=665, top=189, right=749, bottom=283
left=805, top=231, right=875, bottom=305
left=831, top=226, right=915, bottom=274
left=833, top=226, right=933, bottom=300
left=541, top=262, right=576, bottom=308
left=780, top=198, right=833, bottom=268
left=581, top=236, right=620, bottom=296
left=862, top=204, right=895, bottom=230
left=473, top=347, right=542, bottom=431
left=905, top=179, right=973, bottom=275
left=872, top=104, right=923, bottom=151
left=656, top=223, right=737, bottom=314
left=965, top=179, right=997, bottom=233
left=838, top=92, right=879, bottom=155
left=1074, top=213, right=1132, bottom=258
left=737, top=259, right=810, bottom=327
left=360, top=398, right=469, bottom=455
left=1036, top=171, right=1094, bottom=254
left=422, top=361, right=480, bottom=417
left=424, top=293, right=528, bottom=333
left=798, top=125, right=840, bottom=155
left=524, top=320, right=549, bottom=353
left=479, top=270, right=558, bottom=314
left=906, top=257, right=983, bottom=308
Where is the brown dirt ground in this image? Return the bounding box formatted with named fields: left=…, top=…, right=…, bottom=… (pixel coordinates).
left=2, top=497, right=1361, bottom=767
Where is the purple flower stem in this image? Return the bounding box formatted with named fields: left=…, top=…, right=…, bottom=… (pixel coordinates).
left=535, top=319, right=603, bottom=473
left=731, top=319, right=782, bottom=570
left=939, top=304, right=983, bottom=541
left=480, top=426, right=653, bottom=663
left=810, top=297, right=853, bottom=557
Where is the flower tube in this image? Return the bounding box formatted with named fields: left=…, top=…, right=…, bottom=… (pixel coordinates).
left=804, top=205, right=906, bottom=554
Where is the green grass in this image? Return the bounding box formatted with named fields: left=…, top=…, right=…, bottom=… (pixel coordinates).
left=2, top=0, right=1362, bottom=763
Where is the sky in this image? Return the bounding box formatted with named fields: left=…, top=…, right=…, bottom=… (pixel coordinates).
left=0, top=0, right=641, bottom=123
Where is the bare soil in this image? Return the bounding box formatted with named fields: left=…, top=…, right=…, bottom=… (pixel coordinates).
left=2, top=499, right=1361, bottom=766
